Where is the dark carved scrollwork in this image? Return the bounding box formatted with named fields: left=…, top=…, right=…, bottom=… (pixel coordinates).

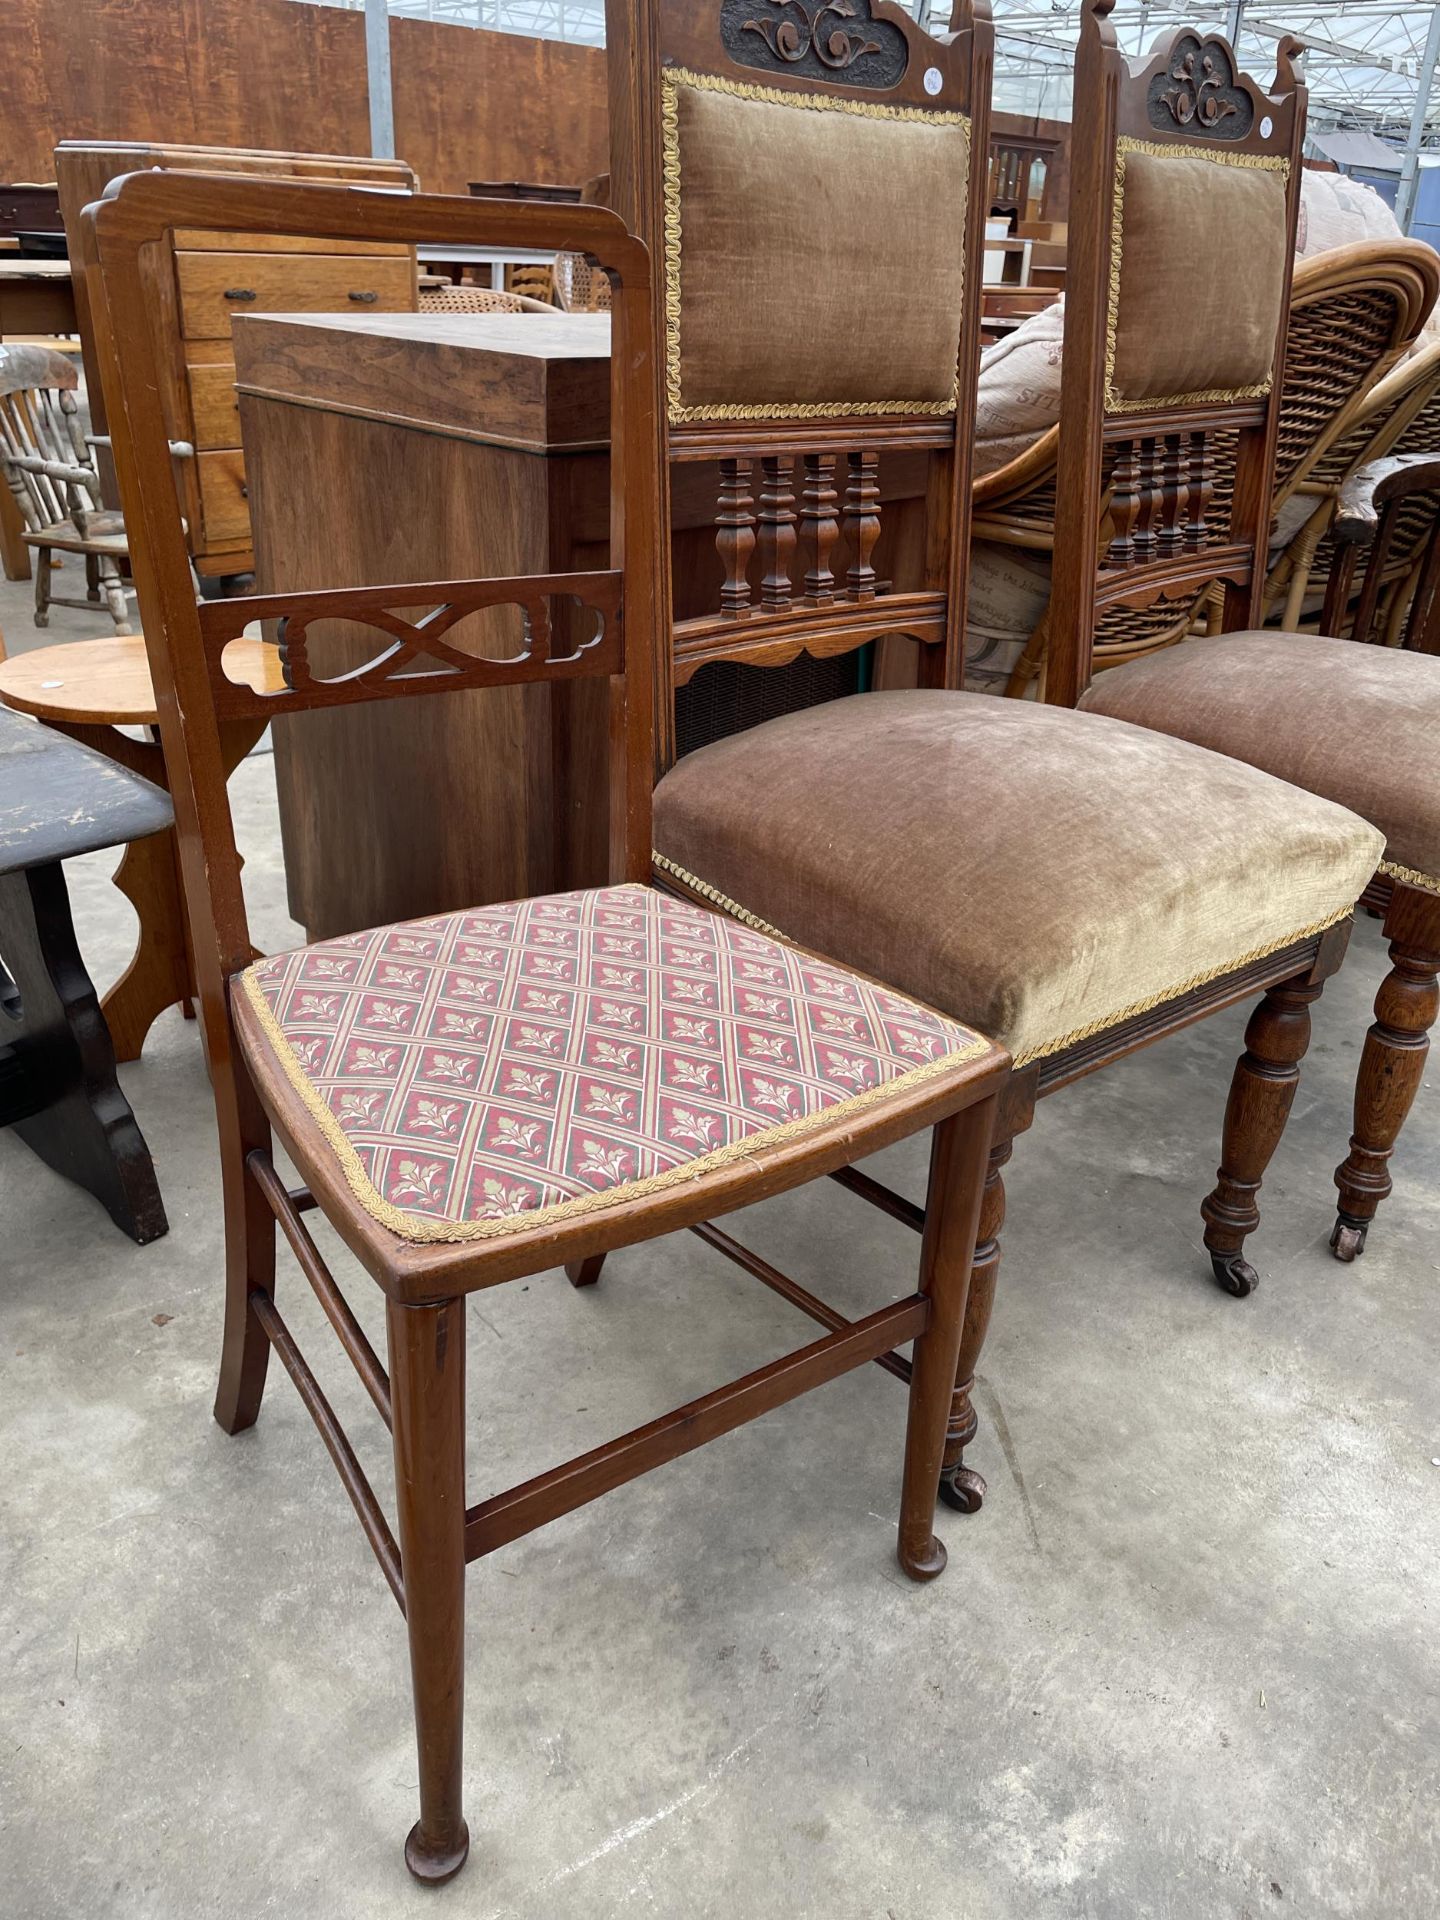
left=720, top=0, right=909, bottom=89
left=1146, top=33, right=1255, bottom=140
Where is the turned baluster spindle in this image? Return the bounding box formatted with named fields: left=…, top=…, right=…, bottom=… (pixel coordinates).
left=1106, top=439, right=1140, bottom=570
left=715, top=457, right=756, bottom=617
left=843, top=451, right=881, bottom=602
left=1156, top=433, right=1184, bottom=559
left=798, top=453, right=839, bottom=604
left=757, top=455, right=796, bottom=612
left=1185, top=430, right=1213, bottom=551
left=1132, top=436, right=1159, bottom=567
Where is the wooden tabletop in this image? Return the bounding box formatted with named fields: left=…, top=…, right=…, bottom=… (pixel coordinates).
left=0, top=632, right=280, bottom=726
left=0, top=257, right=72, bottom=281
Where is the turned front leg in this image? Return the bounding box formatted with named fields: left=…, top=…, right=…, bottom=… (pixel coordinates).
left=1202, top=971, right=1324, bottom=1296
left=1332, top=888, right=1440, bottom=1261
left=937, top=1134, right=1012, bottom=1514
left=388, top=1296, right=470, bottom=1885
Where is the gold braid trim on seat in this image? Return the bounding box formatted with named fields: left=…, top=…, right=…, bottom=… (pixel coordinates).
left=662, top=66, right=967, bottom=425
left=655, top=853, right=1352, bottom=1071
left=1379, top=857, right=1440, bottom=897
left=1104, top=136, right=1292, bottom=417
left=652, top=852, right=788, bottom=937
left=236, top=953, right=991, bottom=1247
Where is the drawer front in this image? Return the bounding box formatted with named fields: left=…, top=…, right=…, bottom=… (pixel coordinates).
left=187, top=360, right=241, bottom=452
left=174, top=229, right=412, bottom=258
left=175, top=252, right=416, bottom=341
left=196, top=448, right=250, bottom=550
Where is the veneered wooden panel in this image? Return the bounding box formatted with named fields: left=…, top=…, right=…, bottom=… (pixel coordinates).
left=174, top=228, right=412, bottom=256
left=175, top=251, right=416, bottom=341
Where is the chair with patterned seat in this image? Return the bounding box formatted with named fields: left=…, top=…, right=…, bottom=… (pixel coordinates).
left=92, top=168, right=1010, bottom=1885
left=596, top=0, right=1384, bottom=1515
left=1007, top=4, right=1440, bottom=1265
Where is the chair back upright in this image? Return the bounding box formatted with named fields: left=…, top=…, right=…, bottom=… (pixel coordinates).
left=1048, top=1, right=1307, bottom=704
left=0, top=342, right=102, bottom=537
left=605, top=0, right=994, bottom=773
left=84, top=173, right=663, bottom=1127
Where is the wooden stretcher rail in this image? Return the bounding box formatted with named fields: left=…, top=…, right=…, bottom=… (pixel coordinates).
left=463, top=1294, right=929, bottom=1563
left=250, top=1290, right=405, bottom=1611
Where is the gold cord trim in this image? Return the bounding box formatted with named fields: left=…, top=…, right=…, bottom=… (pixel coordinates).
left=651, top=856, right=1351, bottom=1071
left=236, top=936, right=993, bottom=1248
left=1104, top=136, right=1292, bottom=416
left=651, top=852, right=787, bottom=937
left=662, top=67, right=968, bottom=426
left=1012, top=904, right=1352, bottom=1066
left=1378, top=857, right=1440, bottom=897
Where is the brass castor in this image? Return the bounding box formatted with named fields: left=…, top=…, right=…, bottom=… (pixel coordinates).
left=1330, top=1217, right=1368, bottom=1264
left=937, top=1465, right=986, bottom=1514
left=1210, top=1251, right=1258, bottom=1298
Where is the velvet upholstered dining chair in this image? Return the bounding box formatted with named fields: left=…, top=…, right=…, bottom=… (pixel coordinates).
left=88, top=171, right=1012, bottom=1883
left=590, top=0, right=1385, bottom=1513
left=1044, top=4, right=1440, bottom=1267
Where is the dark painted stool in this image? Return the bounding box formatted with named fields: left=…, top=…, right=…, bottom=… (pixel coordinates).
left=0, top=707, right=173, bottom=1243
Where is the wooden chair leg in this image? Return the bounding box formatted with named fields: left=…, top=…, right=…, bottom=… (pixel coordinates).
left=388, top=1296, right=470, bottom=1885
left=1201, top=968, right=1326, bottom=1296
left=212, top=1119, right=277, bottom=1435
left=99, top=557, right=132, bottom=633
left=565, top=1253, right=606, bottom=1287
left=1332, top=885, right=1440, bottom=1261
left=33, top=544, right=51, bottom=627
left=898, top=1097, right=997, bottom=1580
left=937, top=1133, right=1012, bottom=1514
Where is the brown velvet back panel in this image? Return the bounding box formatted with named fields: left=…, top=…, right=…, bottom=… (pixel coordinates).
left=1109, top=146, right=1289, bottom=409
left=668, top=76, right=970, bottom=421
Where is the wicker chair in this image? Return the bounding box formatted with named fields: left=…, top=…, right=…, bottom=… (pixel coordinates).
left=973, top=241, right=1437, bottom=697
left=416, top=281, right=553, bottom=315
left=1267, top=337, right=1440, bottom=633
left=553, top=250, right=612, bottom=313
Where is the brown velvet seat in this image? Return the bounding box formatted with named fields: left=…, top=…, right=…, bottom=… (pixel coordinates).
left=652, top=691, right=1384, bottom=1067
left=1079, top=632, right=1440, bottom=893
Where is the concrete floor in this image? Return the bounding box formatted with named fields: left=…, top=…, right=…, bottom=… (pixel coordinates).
left=1, top=572, right=1437, bottom=1919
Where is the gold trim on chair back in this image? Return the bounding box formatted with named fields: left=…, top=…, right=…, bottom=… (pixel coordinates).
left=606, top=0, right=995, bottom=769
left=1047, top=1, right=1306, bottom=707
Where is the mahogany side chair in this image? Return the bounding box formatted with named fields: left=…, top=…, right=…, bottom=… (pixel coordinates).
left=88, top=170, right=1010, bottom=1884
left=593, top=0, right=1384, bottom=1514
left=1048, top=5, right=1440, bottom=1266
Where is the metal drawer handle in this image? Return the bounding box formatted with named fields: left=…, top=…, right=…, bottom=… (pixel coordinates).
left=348, top=289, right=379, bottom=304
left=223, top=287, right=257, bottom=302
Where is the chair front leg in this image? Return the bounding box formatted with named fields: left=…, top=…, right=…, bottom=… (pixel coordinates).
left=99, top=557, right=132, bottom=633
left=388, top=1295, right=470, bottom=1885
left=33, top=545, right=51, bottom=627
left=938, top=1132, right=1013, bottom=1514
left=899, top=1096, right=998, bottom=1579
left=1202, top=965, right=1327, bottom=1296
left=1332, top=885, right=1440, bottom=1261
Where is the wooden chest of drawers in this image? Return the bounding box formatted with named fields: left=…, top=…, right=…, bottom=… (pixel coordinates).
left=56, top=142, right=418, bottom=577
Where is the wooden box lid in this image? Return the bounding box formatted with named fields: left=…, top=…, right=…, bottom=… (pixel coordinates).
left=230, top=310, right=611, bottom=454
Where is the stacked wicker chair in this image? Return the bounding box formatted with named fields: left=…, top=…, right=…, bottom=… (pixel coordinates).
left=416, top=280, right=553, bottom=315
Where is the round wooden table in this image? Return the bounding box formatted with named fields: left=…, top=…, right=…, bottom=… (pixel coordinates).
left=0, top=632, right=277, bottom=1060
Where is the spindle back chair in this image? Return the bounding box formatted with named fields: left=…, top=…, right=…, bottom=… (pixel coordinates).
left=1068, top=13, right=1440, bottom=1264
left=87, top=166, right=1008, bottom=1885
left=0, top=340, right=132, bottom=630
left=601, top=0, right=1384, bottom=1523
left=606, top=0, right=992, bottom=768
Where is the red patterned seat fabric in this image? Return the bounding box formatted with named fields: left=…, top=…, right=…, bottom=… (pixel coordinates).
left=238, top=884, right=986, bottom=1243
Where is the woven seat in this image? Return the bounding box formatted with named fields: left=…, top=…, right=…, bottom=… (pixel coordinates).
left=236, top=884, right=984, bottom=1243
